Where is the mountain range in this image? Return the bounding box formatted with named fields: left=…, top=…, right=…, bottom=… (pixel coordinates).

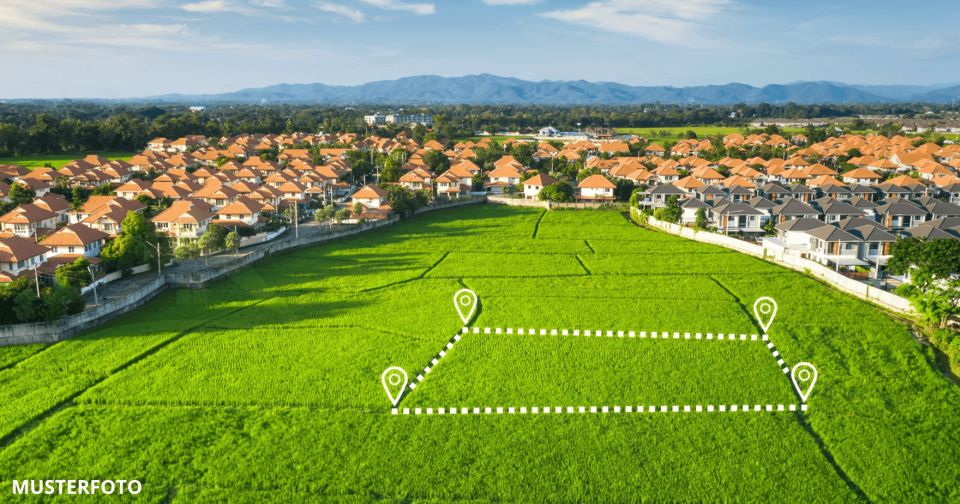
left=147, top=74, right=960, bottom=105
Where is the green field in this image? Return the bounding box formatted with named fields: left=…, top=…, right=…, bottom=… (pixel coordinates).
left=1, top=205, right=959, bottom=502
left=0, top=151, right=136, bottom=169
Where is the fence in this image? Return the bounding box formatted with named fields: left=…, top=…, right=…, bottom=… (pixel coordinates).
left=0, top=276, right=168, bottom=346
left=167, top=197, right=484, bottom=288
left=0, top=196, right=488, bottom=345
left=636, top=209, right=915, bottom=315
left=488, top=195, right=626, bottom=210
left=166, top=218, right=397, bottom=288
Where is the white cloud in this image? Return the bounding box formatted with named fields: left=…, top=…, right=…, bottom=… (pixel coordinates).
left=358, top=0, right=435, bottom=15
left=542, top=0, right=730, bottom=46
left=482, top=0, right=541, bottom=5
left=317, top=1, right=365, bottom=22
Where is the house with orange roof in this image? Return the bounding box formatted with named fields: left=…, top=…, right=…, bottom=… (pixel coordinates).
left=153, top=200, right=216, bottom=245
left=193, top=181, right=241, bottom=210
left=0, top=236, right=49, bottom=282
left=40, top=223, right=108, bottom=258
left=486, top=164, right=523, bottom=194
left=351, top=185, right=389, bottom=209
left=577, top=175, right=616, bottom=202
left=522, top=173, right=558, bottom=200
left=842, top=167, right=883, bottom=186
left=644, top=143, right=666, bottom=157
left=0, top=204, right=59, bottom=238
left=399, top=167, right=433, bottom=191
left=216, top=197, right=265, bottom=229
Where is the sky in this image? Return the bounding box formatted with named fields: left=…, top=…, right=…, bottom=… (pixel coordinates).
left=1, top=0, right=958, bottom=98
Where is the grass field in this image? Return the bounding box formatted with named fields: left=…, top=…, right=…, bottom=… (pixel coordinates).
left=1, top=205, right=959, bottom=502
left=0, top=151, right=136, bottom=169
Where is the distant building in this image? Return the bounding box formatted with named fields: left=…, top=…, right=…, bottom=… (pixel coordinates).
left=189, top=106, right=206, bottom=112
left=364, top=113, right=434, bottom=127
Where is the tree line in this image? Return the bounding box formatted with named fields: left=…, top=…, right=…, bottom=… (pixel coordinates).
left=1, top=101, right=954, bottom=157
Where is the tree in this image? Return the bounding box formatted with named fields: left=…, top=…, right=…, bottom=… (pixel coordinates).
left=101, top=212, right=159, bottom=274
left=762, top=217, right=776, bottom=235
left=628, top=187, right=646, bottom=207
left=695, top=208, right=709, bottom=229
left=353, top=202, right=364, bottom=216
left=538, top=182, right=575, bottom=203
left=613, top=180, right=636, bottom=202
left=386, top=186, right=422, bottom=217
left=7, top=183, right=35, bottom=207
left=225, top=231, right=240, bottom=253
left=888, top=237, right=960, bottom=328
left=662, top=196, right=682, bottom=223
left=55, top=257, right=92, bottom=290
left=334, top=208, right=351, bottom=222
left=92, top=183, right=113, bottom=196
left=70, top=186, right=86, bottom=211
left=198, top=224, right=226, bottom=254
left=174, top=243, right=200, bottom=261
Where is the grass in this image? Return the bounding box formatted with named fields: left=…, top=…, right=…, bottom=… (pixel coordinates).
left=0, top=205, right=958, bottom=501
left=615, top=125, right=809, bottom=144
left=0, top=151, right=136, bottom=169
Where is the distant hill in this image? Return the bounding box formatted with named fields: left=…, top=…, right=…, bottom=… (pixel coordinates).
left=143, top=74, right=960, bottom=105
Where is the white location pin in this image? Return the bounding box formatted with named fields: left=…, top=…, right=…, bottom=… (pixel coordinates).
left=453, top=289, right=478, bottom=325
left=753, top=297, right=778, bottom=333
left=790, top=362, right=818, bottom=403
left=381, top=366, right=408, bottom=407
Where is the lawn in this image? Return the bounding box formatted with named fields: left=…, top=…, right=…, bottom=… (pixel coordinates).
left=615, top=125, right=808, bottom=144
left=0, top=205, right=958, bottom=502
left=0, top=151, right=136, bottom=169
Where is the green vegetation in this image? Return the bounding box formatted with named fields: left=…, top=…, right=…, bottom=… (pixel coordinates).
left=0, top=151, right=134, bottom=169
left=0, top=205, right=958, bottom=501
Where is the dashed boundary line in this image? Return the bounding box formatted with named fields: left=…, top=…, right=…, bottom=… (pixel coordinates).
left=464, top=326, right=765, bottom=342
left=398, top=326, right=801, bottom=413
left=762, top=334, right=792, bottom=374
left=405, top=330, right=465, bottom=394
left=393, top=404, right=808, bottom=416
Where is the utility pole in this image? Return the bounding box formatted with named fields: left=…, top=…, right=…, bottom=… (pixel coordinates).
left=33, top=265, right=40, bottom=298
left=144, top=240, right=162, bottom=279
left=294, top=201, right=299, bottom=239
left=88, top=265, right=98, bottom=306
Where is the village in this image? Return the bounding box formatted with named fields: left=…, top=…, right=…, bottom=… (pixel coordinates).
left=1, top=127, right=959, bottom=323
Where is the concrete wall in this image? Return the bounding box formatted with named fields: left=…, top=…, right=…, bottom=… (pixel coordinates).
left=488, top=195, right=626, bottom=210
left=0, top=277, right=168, bottom=346
left=636, top=209, right=914, bottom=315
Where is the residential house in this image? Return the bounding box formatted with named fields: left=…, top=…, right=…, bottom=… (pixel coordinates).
left=485, top=165, right=523, bottom=194
left=711, top=201, right=765, bottom=234
left=875, top=198, right=928, bottom=231
left=577, top=175, right=616, bottom=202
left=351, top=185, right=389, bottom=209
left=216, top=197, right=265, bottom=229
left=40, top=223, right=108, bottom=259
left=0, top=236, right=49, bottom=282
left=0, top=204, right=59, bottom=238
left=152, top=200, right=216, bottom=245
left=522, top=173, right=557, bottom=200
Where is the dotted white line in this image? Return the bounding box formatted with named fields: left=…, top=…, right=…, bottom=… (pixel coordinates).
left=392, top=404, right=808, bottom=415
left=406, top=330, right=465, bottom=393
left=468, top=327, right=762, bottom=342
left=760, top=333, right=792, bottom=374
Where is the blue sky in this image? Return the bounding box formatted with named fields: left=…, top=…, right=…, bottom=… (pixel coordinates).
left=1, top=0, right=958, bottom=98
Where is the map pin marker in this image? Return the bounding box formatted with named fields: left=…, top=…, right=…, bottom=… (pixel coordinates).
left=752, top=297, right=778, bottom=334
left=790, top=362, right=818, bottom=403
left=453, top=289, right=478, bottom=325
left=381, top=366, right=408, bottom=407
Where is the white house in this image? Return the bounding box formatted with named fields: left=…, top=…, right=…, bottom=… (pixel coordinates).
left=577, top=175, right=616, bottom=201
left=522, top=173, right=557, bottom=200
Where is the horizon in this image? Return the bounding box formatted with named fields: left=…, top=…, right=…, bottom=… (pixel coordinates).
left=1, top=1, right=959, bottom=99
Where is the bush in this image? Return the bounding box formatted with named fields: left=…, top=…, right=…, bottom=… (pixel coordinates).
left=539, top=182, right=575, bottom=203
